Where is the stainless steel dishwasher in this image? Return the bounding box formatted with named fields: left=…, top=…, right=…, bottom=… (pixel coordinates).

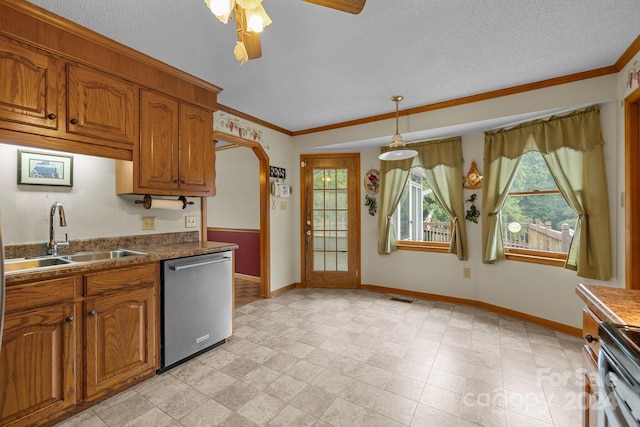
left=160, top=251, right=232, bottom=371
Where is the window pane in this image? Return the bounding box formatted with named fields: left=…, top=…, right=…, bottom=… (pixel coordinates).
left=325, top=211, right=336, bottom=230
left=326, top=191, right=336, bottom=209
left=337, top=252, right=348, bottom=271
left=326, top=231, right=337, bottom=250
left=314, top=251, right=325, bottom=270
left=336, top=190, right=348, bottom=209
left=313, top=170, right=325, bottom=189
left=314, top=211, right=324, bottom=229
left=337, top=211, right=348, bottom=231
left=314, top=190, right=324, bottom=209
left=325, top=252, right=337, bottom=271
left=502, top=152, right=577, bottom=254
left=326, top=169, right=336, bottom=189
left=314, top=232, right=325, bottom=250
left=337, top=231, right=348, bottom=251
left=390, top=168, right=452, bottom=244
left=336, top=169, right=348, bottom=189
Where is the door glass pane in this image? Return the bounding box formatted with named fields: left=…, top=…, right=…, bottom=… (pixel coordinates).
left=314, top=232, right=325, bottom=250
left=314, top=251, right=325, bottom=270
left=337, top=190, right=347, bottom=209
left=312, top=168, right=349, bottom=273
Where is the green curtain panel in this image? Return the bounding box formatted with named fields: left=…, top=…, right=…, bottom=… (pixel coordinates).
left=482, top=105, right=611, bottom=280
left=378, top=137, right=467, bottom=259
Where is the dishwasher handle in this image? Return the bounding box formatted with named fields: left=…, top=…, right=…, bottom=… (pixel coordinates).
left=168, top=257, right=231, bottom=271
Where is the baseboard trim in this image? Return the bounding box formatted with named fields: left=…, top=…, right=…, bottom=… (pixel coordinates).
left=271, top=283, right=302, bottom=297
left=234, top=273, right=261, bottom=283
left=359, top=284, right=581, bottom=337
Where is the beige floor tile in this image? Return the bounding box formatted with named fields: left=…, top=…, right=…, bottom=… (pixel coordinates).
left=373, top=389, right=418, bottom=425
left=237, top=392, right=286, bottom=426
left=52, top=410, right=107, bottom=427
left=157, top=386, right=209, bottom=420
left=411, top=403, right=459, bottom=426
left=265, top=374, right=308, bottom=402
left=339, top=379, right=380, bottom=409
left=265, top=405, right=317, bottom=427
left=92, top=392, right=155, bottom=427
left=211, top=381, right=262, bottom=411
left=385, top=373, right=425, bottom=401
left=180, top=399, right=234, bottom=427
left=134, top=374, right=188, bottom=405
left=290, top=385, right=337, bottom=418
left=320, top=397, right=368, bottom=427
left=420, top=384, right=462, bottom=416
left=122, top=407, right=180, bottom=427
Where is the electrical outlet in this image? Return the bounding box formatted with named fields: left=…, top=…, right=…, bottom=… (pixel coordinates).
left=280, top=201, right=287, bottom=210
left=463, top=267, right=471, bottom=279
left=185, top=215, right=197, bottom=228
left=142, top=216, right=156, bottom=230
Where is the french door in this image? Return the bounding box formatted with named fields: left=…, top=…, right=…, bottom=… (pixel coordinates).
left=301, top=154, right=360, bottom=288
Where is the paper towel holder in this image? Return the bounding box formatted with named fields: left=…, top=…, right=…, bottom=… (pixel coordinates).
left=135, top=195, right=194, bottom=209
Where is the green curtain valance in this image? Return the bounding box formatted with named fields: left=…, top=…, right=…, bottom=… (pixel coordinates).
left=484, top=105, right=603, bottom=162
left=380, top=136, right=463, bottom=172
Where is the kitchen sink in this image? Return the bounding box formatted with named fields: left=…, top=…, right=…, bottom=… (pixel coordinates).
left=5, top=249, right=148, bottom=274
left=62, top=249, right=147, bottom=262
left=5, top=256, right=73, bottom=273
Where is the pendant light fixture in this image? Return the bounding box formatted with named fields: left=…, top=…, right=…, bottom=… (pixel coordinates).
left=378, top=95, right=418, bottom=161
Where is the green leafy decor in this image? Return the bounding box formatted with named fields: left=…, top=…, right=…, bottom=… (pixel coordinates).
left=465, top=193, right=480, bottom=223
left=365, top=195, right=377, bottom=216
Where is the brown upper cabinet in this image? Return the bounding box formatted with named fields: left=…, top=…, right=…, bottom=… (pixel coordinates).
left=0, top=0, right=220, bottom=166
left=0, top=36, right=62, bottom=133
left=116, top=89, right=215, bottom=197
left=66, top=63, right=138, bottom=146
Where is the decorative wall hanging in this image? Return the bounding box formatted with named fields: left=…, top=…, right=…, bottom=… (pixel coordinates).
left=364, top=169, right=380, bottom=194
left=463, top=161, right=483, bottom=189
left=365, top=194, right=377, bottom=216
left=17, top=150, right=73, bottom=187
left=465, top=193, right=480, bottom=223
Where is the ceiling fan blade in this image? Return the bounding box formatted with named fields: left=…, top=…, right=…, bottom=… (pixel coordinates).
left=235, top=6, right=262, bottom=60
left=301, top=0, right=366, bottom=14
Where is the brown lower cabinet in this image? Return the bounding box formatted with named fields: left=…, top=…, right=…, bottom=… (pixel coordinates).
left=581, top=307, right=601, bottom=427
left=0, top=263, right=159, bottom=427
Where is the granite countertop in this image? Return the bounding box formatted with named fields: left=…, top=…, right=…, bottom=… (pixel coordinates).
left=576, top=283, right=640, bottom=326
left=5, top=234, right=238, bottom=285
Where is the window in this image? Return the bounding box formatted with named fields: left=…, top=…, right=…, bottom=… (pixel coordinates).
left=391, top=168, right=451, bottom=251
left=501, top=151, right=577, bottom=263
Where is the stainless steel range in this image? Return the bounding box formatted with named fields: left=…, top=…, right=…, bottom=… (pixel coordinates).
left=598, top=322, right=640, bottom=426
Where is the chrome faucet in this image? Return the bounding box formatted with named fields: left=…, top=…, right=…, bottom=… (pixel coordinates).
left=48, top=202, right=69, bottom=255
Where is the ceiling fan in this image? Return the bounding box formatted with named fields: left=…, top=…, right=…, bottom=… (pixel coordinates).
left=204, top=0, right=366, bottom=64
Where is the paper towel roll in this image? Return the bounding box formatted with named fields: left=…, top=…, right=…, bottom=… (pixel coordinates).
left=147, top=198, right=184, bottom=210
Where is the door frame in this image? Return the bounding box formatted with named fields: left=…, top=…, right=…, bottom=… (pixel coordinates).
left=625, top=86, right=640, bottom=290
left=211, top=131, right=271, bottom=298
left=299, top=153, right=361, bottom=288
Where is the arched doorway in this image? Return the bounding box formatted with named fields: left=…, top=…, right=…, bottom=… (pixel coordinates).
left=211, top=131, right=271, bottom=298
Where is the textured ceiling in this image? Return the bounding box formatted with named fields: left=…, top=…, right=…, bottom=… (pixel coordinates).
left=27, top=0, right=640, bottom=134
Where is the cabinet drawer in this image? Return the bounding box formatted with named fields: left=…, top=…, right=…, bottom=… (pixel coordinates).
left=84, top=264, right=157, bottom=296
left=5, top=276, right=78, bottom=314
left=582, top=307, right=601, bottom=361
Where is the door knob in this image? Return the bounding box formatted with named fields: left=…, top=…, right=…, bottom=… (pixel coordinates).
left=69, top=118, right=78, bottom=125
left=306, top=220, right=311, bottom=226
left=306, top=230, right=311, bottom=236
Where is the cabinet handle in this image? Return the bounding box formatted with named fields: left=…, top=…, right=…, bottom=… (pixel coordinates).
left=47, top=113, right=57, bottom=120
left=69, top=118, right=78, bottom=125
left=180, top=179, right=186, bottom=184
left=65, top=316, right=74, bottom=322
left=173, top=178, right=179, bottom=184
left=584, top=333, right=598, bottom=343
left=88, top=310, right=97, bottom=316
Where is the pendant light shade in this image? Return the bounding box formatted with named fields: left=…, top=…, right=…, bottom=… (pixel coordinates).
left=378, top=95, right=418, bottom=161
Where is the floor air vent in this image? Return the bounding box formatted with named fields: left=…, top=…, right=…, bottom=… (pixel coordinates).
left=390, top=297, right=413, bottom=304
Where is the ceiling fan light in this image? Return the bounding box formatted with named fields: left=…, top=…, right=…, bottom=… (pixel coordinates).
left=208, top=0, right=235, bottom=23
left=245, top=4, right=272, bottom=33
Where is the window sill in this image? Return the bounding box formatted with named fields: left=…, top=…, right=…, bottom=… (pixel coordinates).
left=396, top=241, right=450, bottom=253
left=504, top=249, right=567, bottom=267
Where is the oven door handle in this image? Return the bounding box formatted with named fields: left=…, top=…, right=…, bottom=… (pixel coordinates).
left=168, top=257, right=231, bottom=271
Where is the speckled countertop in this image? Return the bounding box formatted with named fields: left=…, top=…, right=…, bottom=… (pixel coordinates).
left=5, top=232, right=238, bottom=285
left=576, top=283, right=640, bottom=326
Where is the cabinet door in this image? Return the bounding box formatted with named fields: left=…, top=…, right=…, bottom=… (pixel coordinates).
left=137, top=90, right=180, bottom=191
left=84, top=286, right=156, bottom=399
left=67, top=63, right=137, bottom=145
left=179, top=103, right=214, bottom=194
left=0, top=304, right=76, bottom=427
left=0, top=36, right=61, bottom=131
left=583, top=351, right=600, bottom=427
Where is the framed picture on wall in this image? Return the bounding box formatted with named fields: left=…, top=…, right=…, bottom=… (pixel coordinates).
left=17, top=150, right=73, bottom=187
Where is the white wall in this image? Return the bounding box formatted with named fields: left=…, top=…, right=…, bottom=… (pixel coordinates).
left=207, top=147, right=260, bottom=229
left=0, top=143, right=201, bottom=245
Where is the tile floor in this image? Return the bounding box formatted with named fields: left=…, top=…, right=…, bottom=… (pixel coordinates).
left=55, top=288, right=585, bottom=427
left=235, top=277, right=262, bottom=308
